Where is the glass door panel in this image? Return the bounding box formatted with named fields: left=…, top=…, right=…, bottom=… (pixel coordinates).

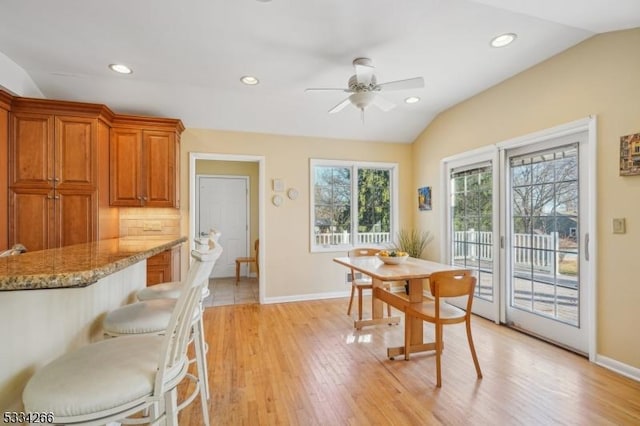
left=448, top=159, right=499, bottom=321
left=505, top=134, right=588, bottom=354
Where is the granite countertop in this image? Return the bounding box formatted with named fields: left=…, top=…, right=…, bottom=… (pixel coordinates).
left=0, top=236, right=187, bottom=291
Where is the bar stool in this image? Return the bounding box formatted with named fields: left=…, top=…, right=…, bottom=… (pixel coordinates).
left=102, top=243, right=223, bottom=423
left=131, top=231, right=219, bottom=400
left=22, top=248, right=219, bottom=426
left=137, top=230, right=220, bottom=302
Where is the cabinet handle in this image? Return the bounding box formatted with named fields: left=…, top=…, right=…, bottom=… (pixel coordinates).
left=47, top=177, right=53, bottom=182
left=54, top=177, right=60, bottom=182
left=54, top=195, right=60, bottom=200
left=142, top=196, right=148, bottom=201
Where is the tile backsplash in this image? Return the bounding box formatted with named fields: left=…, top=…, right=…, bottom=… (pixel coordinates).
left=119, top=208, right=181, bottom=237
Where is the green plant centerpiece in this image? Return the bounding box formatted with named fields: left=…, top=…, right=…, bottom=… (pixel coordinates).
left=392, top=229, right=433, bottom=293
left=394, top=228, right=432, bottom=259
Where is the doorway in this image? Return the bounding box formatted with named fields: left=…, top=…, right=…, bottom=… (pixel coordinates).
left=442, top=118, right=596, bottom=357
left=189, top=153, right=265, bottom=304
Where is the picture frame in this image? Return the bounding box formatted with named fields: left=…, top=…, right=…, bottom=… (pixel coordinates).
left=418, top=186, right=432, bottom=211
left=620, top=132, right=640, bottom=176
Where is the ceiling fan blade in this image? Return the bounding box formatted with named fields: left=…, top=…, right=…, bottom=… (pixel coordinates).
left=305, top=87, right=351, bottom=92
left=377, top=76, right=424, bottom=91
left=354, top=62, right=374, bottom=86
left=328, top=97, right=352, bottom=114
left=371, top=95, right=396, bottom=112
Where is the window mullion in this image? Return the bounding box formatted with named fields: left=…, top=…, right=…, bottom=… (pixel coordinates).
left=352, top=165, right=359, bottom=246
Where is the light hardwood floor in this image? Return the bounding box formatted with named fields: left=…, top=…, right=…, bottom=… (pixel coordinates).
left=178, top=297, right=640, bottom=425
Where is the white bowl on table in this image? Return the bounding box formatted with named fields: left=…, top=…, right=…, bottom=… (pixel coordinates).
left=376, top=253, right=409, bottom=265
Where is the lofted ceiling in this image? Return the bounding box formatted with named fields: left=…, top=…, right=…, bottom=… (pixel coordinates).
left=0, top=0, right=639, bottom=143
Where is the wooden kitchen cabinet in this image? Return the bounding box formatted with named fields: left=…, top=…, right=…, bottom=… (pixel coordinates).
left=7, top=98, right=116, bottom=251
left=146, top=245, right=181, bottom=286
left=0, top=92, right=10, bottom=251
left=110, top=117, right=183, bottom=208
left=2, top=91, right=183, bottom=252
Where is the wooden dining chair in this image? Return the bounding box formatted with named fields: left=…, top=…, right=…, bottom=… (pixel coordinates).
left=403, top=269, right=482, bottom=387
left=347, top=248, right=392, bottom=320
left=236, top=239, right=259, bottom=285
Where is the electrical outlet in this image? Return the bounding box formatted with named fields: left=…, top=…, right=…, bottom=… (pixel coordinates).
left=143, top=220, right=162, bottom=231
left=613, top=218, right=626, bottom=234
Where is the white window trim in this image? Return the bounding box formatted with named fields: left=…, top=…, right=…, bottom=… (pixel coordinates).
left=309, top=159, right=399, bottom=253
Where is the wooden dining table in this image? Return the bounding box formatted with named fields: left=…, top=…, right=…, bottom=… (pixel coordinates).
left=333, top=255, right=464, bottom=359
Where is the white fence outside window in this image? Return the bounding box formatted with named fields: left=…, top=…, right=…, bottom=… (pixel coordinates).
left=453, top=230, right=560, bottom=273
left=315, top=232, right=391, bottom=246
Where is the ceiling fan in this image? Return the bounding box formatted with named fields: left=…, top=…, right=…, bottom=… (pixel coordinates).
left=305, top=57, right=424, bottom=117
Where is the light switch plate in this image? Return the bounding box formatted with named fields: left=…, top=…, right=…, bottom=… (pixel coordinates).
left=272, top=178, right=284, bottom=192
left=613, top=218, right=626, bottom=234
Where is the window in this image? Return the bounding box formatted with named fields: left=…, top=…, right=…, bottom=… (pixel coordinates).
left=310, top=159, right=398, bottom=252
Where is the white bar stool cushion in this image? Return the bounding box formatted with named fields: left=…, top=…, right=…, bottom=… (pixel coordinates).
left=137, top=281, right=210, bottom=301
left=137, top=281, right=182, bottom=300
left=103, top=299, right=200, bottom=335
left=23, top=335, right=183, bottom=417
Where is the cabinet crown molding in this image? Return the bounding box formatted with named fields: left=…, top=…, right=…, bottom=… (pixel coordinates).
left=1, top=89, right=184, bottom=132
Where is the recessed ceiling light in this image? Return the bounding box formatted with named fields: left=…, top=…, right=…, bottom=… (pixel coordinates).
left=490, top=33, right=517, bottom=48
left=108, top=63, right=133, bottom=74
left=405, top=96, right=420, bottom=104
left=240, top=75, right=259, bottom=85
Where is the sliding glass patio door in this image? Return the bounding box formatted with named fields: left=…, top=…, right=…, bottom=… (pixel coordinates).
left=503, top=132, right=589, bottom=354
left=443, top=121, right=593, bottom=355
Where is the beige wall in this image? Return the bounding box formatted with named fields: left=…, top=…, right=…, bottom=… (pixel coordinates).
left=180, top=130, right=413, bottom=299
left=195, top=159, right=259, bottom=267
left=413, top=28, right=640, bottom=368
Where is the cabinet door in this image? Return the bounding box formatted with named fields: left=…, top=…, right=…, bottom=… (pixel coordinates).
left=8, top=188, right=54, bottom=251
left=55, top=116, right=96, bottom=190
left=55, top=190, right=97, bottom=248
left=10, top=112, right=54, bottom=188
left=143, top=130, right=176, bottom=207
left=146, top=250, right=172, bottom=286
left=110, top=128, right=143, bottom=206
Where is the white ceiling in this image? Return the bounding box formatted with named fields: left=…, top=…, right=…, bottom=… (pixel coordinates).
left=0, top=0, right=638, bottom=143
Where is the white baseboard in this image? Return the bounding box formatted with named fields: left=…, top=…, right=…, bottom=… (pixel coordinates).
left=263, top=290, right=350, bottom=304
left=261, top=286, right=418, bottom=305
left=595, top=354, right=640, bottom=382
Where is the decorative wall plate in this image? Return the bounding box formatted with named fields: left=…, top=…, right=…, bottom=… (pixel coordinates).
left=287, top=188, right=299, bottom=200
left=272, top=194, right=283, bottom=207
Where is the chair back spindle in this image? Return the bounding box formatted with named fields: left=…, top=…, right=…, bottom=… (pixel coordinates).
left=154, top=245, right=222, bottom=396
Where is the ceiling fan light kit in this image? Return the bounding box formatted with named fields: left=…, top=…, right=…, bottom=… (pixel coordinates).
left=305, top=57, right=424, bottom=118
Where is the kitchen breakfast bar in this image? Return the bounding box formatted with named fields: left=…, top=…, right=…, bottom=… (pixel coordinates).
left=0, top=236, right=186, bottom=411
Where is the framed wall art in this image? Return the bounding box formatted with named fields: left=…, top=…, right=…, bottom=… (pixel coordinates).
left=418, top=186, right=432, bottom=211
left=620, top=132, right=640, bottom=176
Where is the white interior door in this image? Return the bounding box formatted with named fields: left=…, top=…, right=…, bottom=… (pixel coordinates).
left=196, top=175, right=249, bottom=278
